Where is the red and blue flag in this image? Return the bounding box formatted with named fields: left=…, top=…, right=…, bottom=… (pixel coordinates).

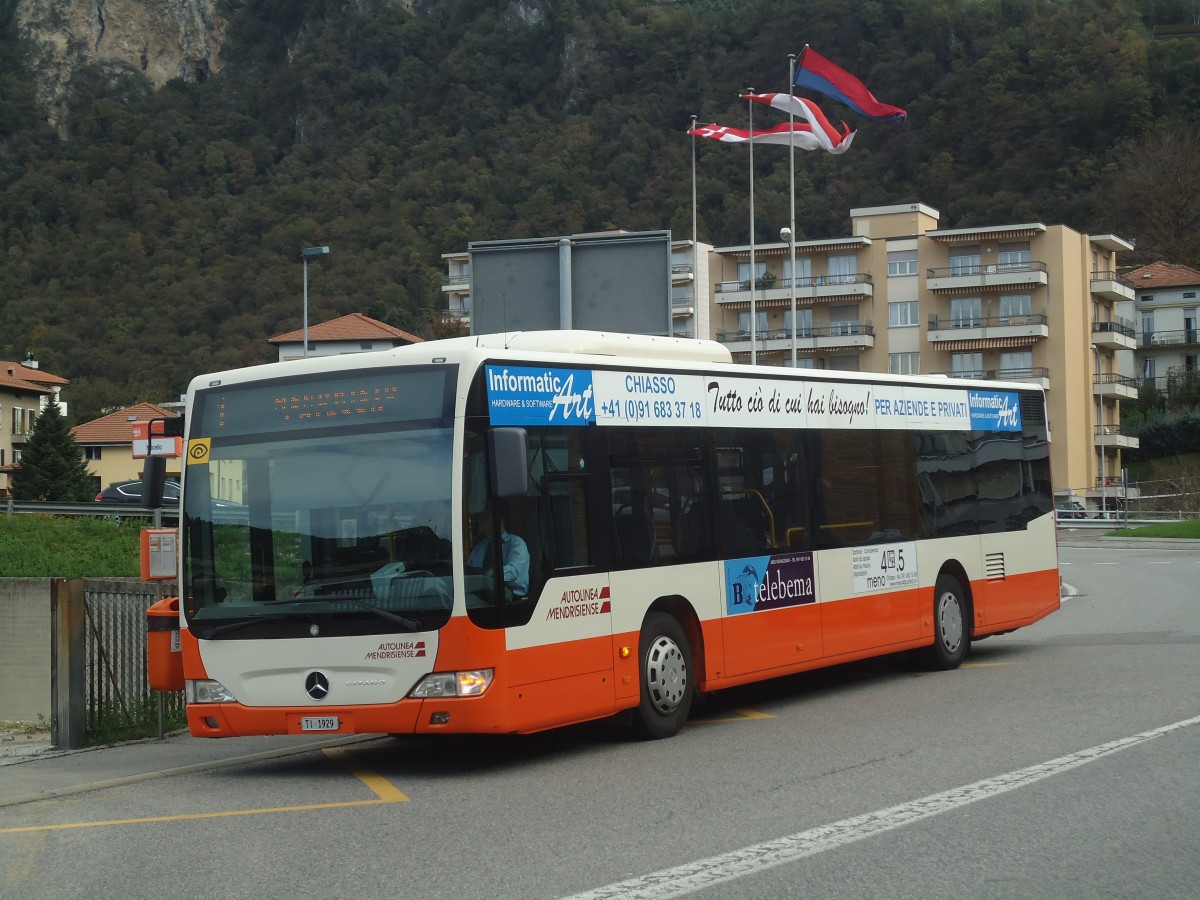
left=794, top=47, right=907, bottom=122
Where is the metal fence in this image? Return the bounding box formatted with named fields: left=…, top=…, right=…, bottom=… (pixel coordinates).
left=82, top=579, right=184, bottom=740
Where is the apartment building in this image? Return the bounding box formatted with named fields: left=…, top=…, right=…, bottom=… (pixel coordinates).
left=0, top=356, right=69, bottom=498
left=1129, top=261, right=1200, bottom=401
left=442, top=203, right=1135, bottom=510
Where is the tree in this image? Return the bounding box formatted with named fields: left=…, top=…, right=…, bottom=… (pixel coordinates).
left=10, top=399, right=96, bottom=501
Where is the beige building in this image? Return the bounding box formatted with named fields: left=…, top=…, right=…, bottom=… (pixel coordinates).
left=0, top=357, right=69, bottom=498
left=444, top=203, right=1136, bottom=512
left=70, top=402, right=181, bottom=494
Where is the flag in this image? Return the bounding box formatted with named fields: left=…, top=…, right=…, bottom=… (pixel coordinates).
left=689, top=122, right=854, bottom=155
left=794, top=47, right=907, bottom=121
left=739, top=92, right=855, bottom=153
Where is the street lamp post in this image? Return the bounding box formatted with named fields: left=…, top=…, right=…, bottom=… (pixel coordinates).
left=301, top=246, right=330, bottom=358
left=1091, top=343, right=1107, bottom=518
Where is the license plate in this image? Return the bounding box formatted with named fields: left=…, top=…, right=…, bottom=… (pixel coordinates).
left=301, top=716, right=340, bottom=732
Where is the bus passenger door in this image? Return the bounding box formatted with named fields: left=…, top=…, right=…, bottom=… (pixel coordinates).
left=500, top=434, right=616, bottom=732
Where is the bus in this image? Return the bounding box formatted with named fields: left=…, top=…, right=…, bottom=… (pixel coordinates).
left=169, top=330, right=1059, bottom=741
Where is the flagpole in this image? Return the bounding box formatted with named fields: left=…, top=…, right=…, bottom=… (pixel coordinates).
left=746, top=88, right=757, bottom=365
left=788, top=53, right=799, bottom=368
left=691, top=114, right=698, bottom=341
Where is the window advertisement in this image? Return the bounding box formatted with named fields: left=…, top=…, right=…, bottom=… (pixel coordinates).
left=724, top=551, right=816, bottom=615
left=483, top=365, right=596, bottom=426
left=485, top=365, right=1024, bottom=434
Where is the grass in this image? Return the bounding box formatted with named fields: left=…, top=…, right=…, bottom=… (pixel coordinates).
left=0, top=515, right=142, bottom=577
left=1107, top=518, right=1200, bottom=539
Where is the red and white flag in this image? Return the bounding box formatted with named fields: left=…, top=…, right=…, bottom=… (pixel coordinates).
left=740, top=92, right=855, bottom=153
left=689, top=119, right=854, bottom=155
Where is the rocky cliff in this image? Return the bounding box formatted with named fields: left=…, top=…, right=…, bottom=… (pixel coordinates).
left=16, top=0, right=227, bottom=126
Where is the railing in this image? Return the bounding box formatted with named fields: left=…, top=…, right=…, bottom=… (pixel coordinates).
left=1141, top=329, right=1199, bottom=348
left=716, top=323, right=875, bottom=341
left=1093, top=373, right=1139, bottom=390
left=928, top=313, right=1048, bottom=329
left=1090, top=269, right=1134, bottom=288
left=441, top=272, right=470, bottom=285
left=671, top=263, right=694, bottom=275
left=932, top=366, right=1050, bottom=381
left=1094, top=423, right=1136, bottom=437
left=715, top=273, right=874, bottom=293
left=926, top=261, right=1048, bottom=278
left=5, top=499, right=171, bottom=521
left=1092, top=318, right=1136, bottom=338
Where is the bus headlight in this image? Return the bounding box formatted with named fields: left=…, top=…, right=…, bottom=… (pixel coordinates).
left=408, top=669, right=494, bottom=698
left=186, top=679, right=238, bottom=704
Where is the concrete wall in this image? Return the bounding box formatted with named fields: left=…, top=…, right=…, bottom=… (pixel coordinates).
left=0, top=578, right=53, bottom=722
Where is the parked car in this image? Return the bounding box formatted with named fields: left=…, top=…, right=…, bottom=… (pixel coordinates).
left=95, top=478, right=180, bottom=506
left=1055, top=501, right=1086, bottom=520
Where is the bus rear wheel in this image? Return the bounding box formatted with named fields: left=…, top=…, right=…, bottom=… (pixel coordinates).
left=632, top=612, right=693, bottom=740
left=925, top=573, right=969, bottom=670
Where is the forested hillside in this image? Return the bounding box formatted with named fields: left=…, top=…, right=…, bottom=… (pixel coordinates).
left=1, top=0, right=1198, bottom=421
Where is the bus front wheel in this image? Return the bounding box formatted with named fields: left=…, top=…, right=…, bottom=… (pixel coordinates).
left=632, top=613, right=693, bottom=740
left=925, top=573, right=969, bottom=670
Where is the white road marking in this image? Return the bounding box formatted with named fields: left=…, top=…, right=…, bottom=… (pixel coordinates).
left=562, top=715, right=1200, bottom=900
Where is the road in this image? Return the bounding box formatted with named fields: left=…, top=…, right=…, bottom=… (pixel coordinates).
left=2, top=543, right=1197, bottom=899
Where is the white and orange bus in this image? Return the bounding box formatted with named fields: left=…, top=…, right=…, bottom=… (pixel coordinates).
left=171, top=330, right=1059, bottom=740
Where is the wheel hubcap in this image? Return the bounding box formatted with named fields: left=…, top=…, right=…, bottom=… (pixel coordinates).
left=645, top=635, right=687, bottom=714
left=937, top=592, right=963, bottom=654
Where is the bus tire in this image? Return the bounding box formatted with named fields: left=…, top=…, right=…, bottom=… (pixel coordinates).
left=632, top=612, right=693, bottom=740
left=925, top=573, right=969, bottom=670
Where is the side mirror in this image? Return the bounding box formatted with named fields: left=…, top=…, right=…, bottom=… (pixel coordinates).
left=142, top=456, right=167, bottom=510
left=488, top=427, right=528, bottom=498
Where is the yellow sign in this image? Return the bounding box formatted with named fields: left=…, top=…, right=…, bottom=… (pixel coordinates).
left=186, top=438, right=211, bottom=465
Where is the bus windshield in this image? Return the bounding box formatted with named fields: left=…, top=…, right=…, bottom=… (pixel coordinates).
left=182, top=366, right=457, bottom=639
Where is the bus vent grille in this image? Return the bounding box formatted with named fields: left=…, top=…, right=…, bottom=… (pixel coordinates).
left=985, top=552, right=1006, bottom=581
left=1019, top=391, right=1046, bottom=425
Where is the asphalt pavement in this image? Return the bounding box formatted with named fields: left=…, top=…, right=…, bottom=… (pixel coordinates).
left=3, top=528, right=1194, bottom=811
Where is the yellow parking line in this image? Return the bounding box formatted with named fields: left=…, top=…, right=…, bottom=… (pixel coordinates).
left=0, top=746, right=406, bottom=834
left=693, top=708, right=777, bottom=725
left=323, top=748, right=409, bottom=802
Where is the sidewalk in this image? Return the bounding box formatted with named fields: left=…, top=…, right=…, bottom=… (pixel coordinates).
left=0, top=727, right=378, bottom=809
left=1055, top=528, right=1200, bottom=551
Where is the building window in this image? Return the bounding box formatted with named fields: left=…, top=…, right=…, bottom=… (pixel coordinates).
left=828, top=355, right=860, bottom=371
left=949, top=246, right=981, bottom=276
left=782, top=257, right=811, bottom=284
left=737, top=311, right=768, bottom=335
left=784, top=358, right=815, bottom=369
left=1000, top=351, right=1033, bottom=377
left=999, top=294, right=1032, bottom=321
left=1184, top=292, right=1195, bottom=299
left=829, top=304, right=858, bottom=335
left=888, top=301, right=919, bottom=327
left=887, top=249, right=918, bottom=277
left=998, top=242, right=1031, bottom=271
left=1142, top=357, right=1155, bottom=379
left=827, top=254, right=858, bottom=284
left=950, top=297, right=982, bottom=328
left=737, top=262, right=767, bottom=285
left=889, top=352, right=920, bottom=375
left=84, top=447, right=102, bottom=461
left=783, top=308, right=813, bottom=336
left=952, top=352, right=983, bottom=378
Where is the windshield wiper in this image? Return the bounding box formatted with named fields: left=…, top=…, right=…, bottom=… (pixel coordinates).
left=261, top=593, right=422, bottom=631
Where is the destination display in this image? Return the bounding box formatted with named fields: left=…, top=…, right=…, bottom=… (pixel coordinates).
left=484, top=365, right=1023, bottom=432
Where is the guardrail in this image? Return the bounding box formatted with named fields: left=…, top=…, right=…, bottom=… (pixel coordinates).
left=4, top=498, right=175, bottom=523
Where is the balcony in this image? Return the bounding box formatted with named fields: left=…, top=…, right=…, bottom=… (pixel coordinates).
left=1091, top=318, right=1137, bottom=351
left=717, top=323, right=875, bottom=355
left=1141, top=328, right=1200, bottom=349
left=1092, top=373, right=1138, bottom=400
left=926, top=261, right=1048, bottom=293
left=927, top=313, right=1049, bottom=346
left=715, top=274, right=874, bottom=307
left=931, top=366, right=1051, bottom=389
left=1094, top=424, right=1139, bottom=450
left=1090, top=269, right=1135, bottom=302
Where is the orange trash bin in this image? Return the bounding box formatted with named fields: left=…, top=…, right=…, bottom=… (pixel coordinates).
left=147, top=596, right=185, bottom=691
